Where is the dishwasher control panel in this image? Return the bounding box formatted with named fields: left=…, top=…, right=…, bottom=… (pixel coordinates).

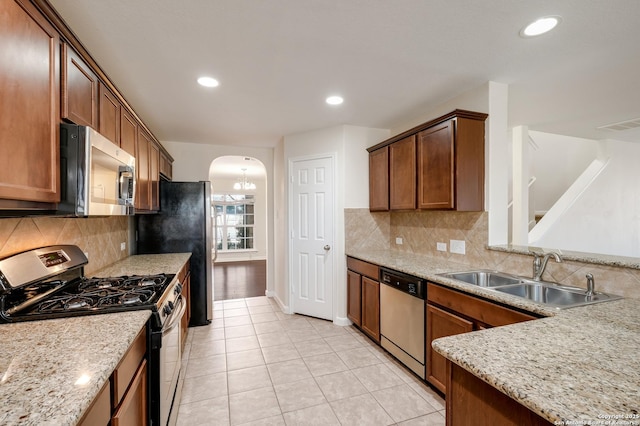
left=380, top=268, right=426, bottom=299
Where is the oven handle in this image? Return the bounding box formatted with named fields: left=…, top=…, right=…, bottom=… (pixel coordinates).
left=162, top=295, right=186, bottom=335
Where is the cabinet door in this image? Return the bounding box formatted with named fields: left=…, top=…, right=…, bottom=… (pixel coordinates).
left=347, top=270, right=362, bottom=326
left=99, top=82, right=121, bottom=144
left=149, top=141, right=160, bottom=211
left=361, top=276, right=380, bottom=342
left=180, top=271, right=191, bottom=351
left=426, top=303, right=473, bottom=393
left=417, top=120, right=455, bottom=209
left=0, top=0, right=60, bottom=204
left=135, top=129, right=151, bottom=210
left=61, top=43, right=98, bottom=128
left=369, top=147, right=389, bottom=211
left=112, top=359, right=148, bottom=426
left=120, top=108, right=137, bottom=156
left=389, top=136, right=416, bottom=210
left=160, top=150, right=173, bottom=180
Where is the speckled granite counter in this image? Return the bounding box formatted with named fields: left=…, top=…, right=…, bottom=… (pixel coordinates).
left=0, top=253, right=192, bottom=426
left=0, top=311, right=150, bottom=426
left=347, top=248, right=640, bottom=424
left=433, top=299, right=640, bottom=423
left=91, top=252, right=191, bottom=278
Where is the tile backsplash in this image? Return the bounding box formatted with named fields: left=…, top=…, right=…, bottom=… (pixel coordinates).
left=0, top=216, right=130, bottom=275
left=345, top=208, right=640, bottom=299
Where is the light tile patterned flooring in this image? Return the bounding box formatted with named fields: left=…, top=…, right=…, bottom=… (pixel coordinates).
left=176, top=296, right=445, bottom=426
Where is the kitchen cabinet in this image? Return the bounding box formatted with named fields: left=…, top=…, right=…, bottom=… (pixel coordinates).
left=368, top=146, right=389, bottom=211
left=0, top=0, right=60, bottom=206
left=98, top=82, right=121, bottom=145
left=346, top=257, right=380, bottom=343
left=61, top=43, right=98, bottom=128
left=78, top=325, right=148, bottom=426
left=149, top=141, right=160, bottom=210
left=389, top=136, right=417, bottom=210
left=367, top=110, right=487, bottom=212
left=135, top=128, right=160, bottom=212
left=446, top=362, right=552, bottom=426
left=426, top=282, right=538, bottom=394
left=417, top=117, right=485, bottom=211
left=160, top=150, right=173, bottom=180
left=178, top=261, right=191, bottom=352
left=120, top=108, right=138, bottom=157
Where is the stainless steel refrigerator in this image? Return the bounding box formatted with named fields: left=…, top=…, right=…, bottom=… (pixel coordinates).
left=136, top=181, right=213, bottom=326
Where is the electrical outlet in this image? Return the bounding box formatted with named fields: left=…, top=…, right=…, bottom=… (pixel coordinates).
left=395, top=237, right=403, bottom=245
left=120, top=242, right=126, bottom=251
left=437, top=242, right=447, bottom=252
left=84, top=252, right=89, bottom=260
left=450, top=239, right=466, bottom=255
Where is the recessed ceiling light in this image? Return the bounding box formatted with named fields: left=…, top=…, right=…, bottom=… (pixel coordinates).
left=326, top=95, right=344, bottom=105
left=520, top=16, right=562, bottom=38
left=197, top=76, right=219, bottom=87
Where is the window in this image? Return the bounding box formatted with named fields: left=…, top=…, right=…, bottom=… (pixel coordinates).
left=213, top=194, right=255, bottom=251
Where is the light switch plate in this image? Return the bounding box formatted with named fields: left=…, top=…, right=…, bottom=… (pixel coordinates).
left=395, top=237, right=403, bottom=245
left=120, top=242, right=126, bottom=251
left=450, top=239, right=466, bottom=255
left=437, top=242, right=447, bottom=252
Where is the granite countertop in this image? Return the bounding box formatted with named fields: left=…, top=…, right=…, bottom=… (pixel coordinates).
left=0, top=311, right=151, bottom=426
left=90, top=252, right=192, bottom=277
left=347, top=248, right=640, bottom=424
left=0, top=253, right=192, bottom=426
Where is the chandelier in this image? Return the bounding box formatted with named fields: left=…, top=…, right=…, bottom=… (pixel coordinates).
left=233, top=168, right=256, bottom=190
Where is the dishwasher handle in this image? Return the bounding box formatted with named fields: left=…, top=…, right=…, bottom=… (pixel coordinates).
left=380, top=268, right=426, bottom=300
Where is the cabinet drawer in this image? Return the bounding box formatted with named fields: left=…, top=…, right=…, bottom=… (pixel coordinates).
left=427, top=283, right=538, bottom=327
left=78, top=379, right=110, bottom=426
left=112, top=327, right=147, bottom=408
left=346, top=257, right=379, bottom=280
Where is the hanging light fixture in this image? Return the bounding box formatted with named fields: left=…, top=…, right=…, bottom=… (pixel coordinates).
left=233, top=168, right=256, bottom=190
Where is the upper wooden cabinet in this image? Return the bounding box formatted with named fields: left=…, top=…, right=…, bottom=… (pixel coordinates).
left=0, top=0, right=60, bottom=205
left=120, top=108, right=137, bottom=157
left=368, top=146, right=389, bottom=211
left=159, top=151, right=173, bottom=180
left=135, top=129, right=160, bottom=212
left=368, top=110, right=487, bottom=212
left=61, top=43, right=98, bottom=128
left=99, top=82, right=121, bottom=145
left=149, top=141, right=160, bottom=211
left=389, top=135, right=416, bottom=210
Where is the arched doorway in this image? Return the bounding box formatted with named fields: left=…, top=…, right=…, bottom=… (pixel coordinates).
left=210, top=155, right=268, bottom=300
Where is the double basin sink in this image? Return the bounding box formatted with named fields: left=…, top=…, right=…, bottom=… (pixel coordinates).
left=438, top=270, right=622, bottom=309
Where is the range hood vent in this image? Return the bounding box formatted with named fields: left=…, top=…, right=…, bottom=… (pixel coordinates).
left=597, top=117, right=640, bottom=131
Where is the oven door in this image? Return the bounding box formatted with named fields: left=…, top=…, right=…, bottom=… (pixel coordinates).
left=160, top=295, right=186, bottom=426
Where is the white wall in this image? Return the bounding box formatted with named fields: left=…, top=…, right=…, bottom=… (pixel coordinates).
left=529, top=139, right=640, bottom=257
left=161, top=140, right=276, bottom=295
left=210, top=177, right=267, bottom=262
left=280, top=125, right=389, bottom=323
left=529, top=131, right=599, bottom=213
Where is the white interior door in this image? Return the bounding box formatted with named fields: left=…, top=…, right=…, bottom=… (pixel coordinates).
left=290, top=155, right=334, bottom=320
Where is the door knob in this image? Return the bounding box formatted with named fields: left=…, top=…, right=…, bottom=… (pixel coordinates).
left=324, top=245, right=331, bottom=251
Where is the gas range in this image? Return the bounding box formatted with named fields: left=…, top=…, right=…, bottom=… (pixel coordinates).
left=0, top=245, right=180, bottom=329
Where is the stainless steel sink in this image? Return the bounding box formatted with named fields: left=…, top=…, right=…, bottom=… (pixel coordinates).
left=439, top=270, right=523, bottom=287
left=493, top=281, right=623, bottom=308
left=438, top=270, right=623, bottom=309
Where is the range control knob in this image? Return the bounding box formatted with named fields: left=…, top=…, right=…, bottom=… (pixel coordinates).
left=163, top=305, right=172, bottom=316
left=168, top=301, right=175, bottom=310
left=174, top=283, right=183, bottom=294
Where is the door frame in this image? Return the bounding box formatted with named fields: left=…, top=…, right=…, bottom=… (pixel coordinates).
left=287, top=152, right=337, bottom=320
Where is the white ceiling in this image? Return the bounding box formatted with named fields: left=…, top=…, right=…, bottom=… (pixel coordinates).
left=49, top=0, right=640, bottom=148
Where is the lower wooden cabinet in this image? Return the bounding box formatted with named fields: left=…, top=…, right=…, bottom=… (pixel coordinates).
left=426, top=282, right=538, bottom=394
left=426, top=304, right=473, bottom=393
left=180, top=269, right=191, bottom=352
left=361, top=277, right=380, bottom=341
left=112, top=359, right=148, bottom=426
left=78, top=380, right=111, bottom=426
left=346, top=257, right=380, bottom=343
left=447, top=362, right=553, bottom=426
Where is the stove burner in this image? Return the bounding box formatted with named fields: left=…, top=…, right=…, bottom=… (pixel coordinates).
left=121, top=293, right=142, bottom=305
left=65, top=297, right=90, bottom=310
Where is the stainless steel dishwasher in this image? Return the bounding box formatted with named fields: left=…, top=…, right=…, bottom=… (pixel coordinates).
left=379, top=267, right=426, bottom=379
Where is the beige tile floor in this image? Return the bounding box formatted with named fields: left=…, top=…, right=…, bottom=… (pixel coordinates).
left=176, top=296, right=445, bottom=426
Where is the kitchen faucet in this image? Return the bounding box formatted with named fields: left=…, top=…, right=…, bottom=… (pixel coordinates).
left=532, top=252, right=563, bottom=281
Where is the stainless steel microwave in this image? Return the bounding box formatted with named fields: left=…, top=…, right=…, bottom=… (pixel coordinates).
left=58, top=124, right=136, bottom=216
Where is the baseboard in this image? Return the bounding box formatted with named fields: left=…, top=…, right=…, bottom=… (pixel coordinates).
left=267, top=291, right=290, bottom=313
left=333, top=316, right=352, bottom=327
